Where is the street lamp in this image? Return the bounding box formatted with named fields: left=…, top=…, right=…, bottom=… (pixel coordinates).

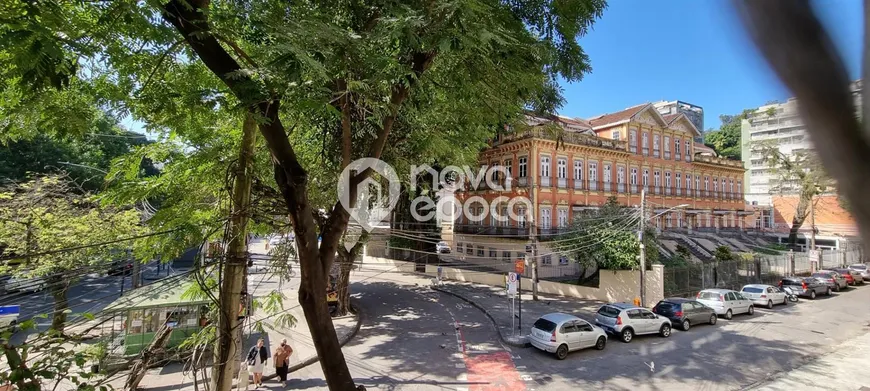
left=638, top=189, right=688, bottom=307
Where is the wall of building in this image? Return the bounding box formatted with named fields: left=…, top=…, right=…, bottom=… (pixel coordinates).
left=426, top=264, right=665, bottom=305
left=771, top=194, right=858, bottom=236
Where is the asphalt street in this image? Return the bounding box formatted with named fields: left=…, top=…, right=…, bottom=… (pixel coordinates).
left=266, top=270, right=870, bottom=391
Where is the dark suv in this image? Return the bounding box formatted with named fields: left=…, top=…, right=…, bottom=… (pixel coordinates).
left=652, top=298, right=718, bottom=331
left=778, top=276, right=830, bottom=299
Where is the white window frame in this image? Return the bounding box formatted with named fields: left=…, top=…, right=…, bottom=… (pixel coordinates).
left=557, top=209, right=568, bottom=228
left=557, top=158, right=567, bottom=179
left=518, top=157, right=528, bottom=178
left=630, top=168, right=638, bottom=185
left=540, top=155, right=551, bottom=178
left=573, top=160, right=583, bottom=180
left=643, top=169, right=649, bottom=187
left=654, top=171, right=661, bottom=187
left=611, top=130, right=620, bottom=140
left=664, top=136, right=671, bottom=152
left=540, top=207, right=551, bottom=230
left=589, top=162, right=598, bottom=182
left=603, top=164, right=612, bottom=183
left=665, top=171, right=672, bottom=187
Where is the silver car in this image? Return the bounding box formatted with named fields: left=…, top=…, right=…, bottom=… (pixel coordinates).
left=594, top=303, right=672, bottom=343
left=740, top=284, right=788, bottom=309
left=849, top=264, right=870, bottom=281
left=812, top=270, right=848, bottom=291
left=696, top=289, right=755, bottom=319
left=529, top=313, right=607, bottom=360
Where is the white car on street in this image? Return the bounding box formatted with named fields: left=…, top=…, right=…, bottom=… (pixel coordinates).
left=741, top=284, right=788, bottom=309
left=696, top=289, right=754, bottom=319
left=594, top=303, right=672, bottom=343
left=529, top=313, right=607, bottom=360
left=4, top=274, right=47, bottom=293
left=435, top=241, right=451, bottom=254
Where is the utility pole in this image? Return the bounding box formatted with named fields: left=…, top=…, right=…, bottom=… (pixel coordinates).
left=638, top=189, right=646, bottom=307
left=212, top=114, right=257, bottom=391
left=810, top=194, right=816, bottom=251
left=529, top=180, right=539, bottom=301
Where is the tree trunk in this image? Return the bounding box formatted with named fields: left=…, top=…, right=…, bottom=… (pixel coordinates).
left=335, top=235, right=367, bottom=317
left=787, top=195, right=810, bottom=248
left=126, top=324, right=173, bottom=391
left=49, top=277, right=69, bottom=334
left=211, top=114, right=257, bottom=391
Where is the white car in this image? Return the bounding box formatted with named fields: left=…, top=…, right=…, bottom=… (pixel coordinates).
left=696, top=289, right=754, bottom=320
left=435, top=241, right=451, bottom=254
left=266, top=234, right=294, bottom=250
left=529, top=313, right=607, bottom=360
left=741, top=284, right=787, bottom=309
left=593, top=303, right=672, bottom=343
left=0, top=305, right=20, bottom=328
left=4, top=275, right=47, bottom=293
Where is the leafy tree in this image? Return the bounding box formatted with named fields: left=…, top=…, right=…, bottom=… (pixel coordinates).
left=713, top=246, right=736, bottom=263
left=553, top=197, right=657, bottom=282
left=1, top=1, right=608, bottom=390
left=0, top=175, right=144, bottom=333
left=0, top=114, right=155, bottom=191
left=754, top=144, right=832, bottom=247
left=703, top=110, right=754, bottom=159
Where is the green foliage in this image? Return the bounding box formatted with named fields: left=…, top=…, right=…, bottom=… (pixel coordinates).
left=553, top=196, right=649, bottom=270
left=703, top=110, right=754, bottom=160
left=0, top=113, right=154, bottom=191
left=713, top=246, right=737, bottom=262
left=675, top=244, right=691, bottom=260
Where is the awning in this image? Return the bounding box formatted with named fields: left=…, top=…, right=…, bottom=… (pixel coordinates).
left=102, top=274, right=211, bottom=313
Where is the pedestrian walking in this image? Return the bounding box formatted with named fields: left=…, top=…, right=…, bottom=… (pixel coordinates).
left=273, top=338, right=293, bottom=387
left=246, top=338, right=268, bottom=388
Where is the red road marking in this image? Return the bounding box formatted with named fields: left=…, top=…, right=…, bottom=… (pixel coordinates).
left=465, top=351, right=526, bottom=391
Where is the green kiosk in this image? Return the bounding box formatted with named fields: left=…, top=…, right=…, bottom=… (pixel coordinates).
left=102, top=276, right=210, bottom=356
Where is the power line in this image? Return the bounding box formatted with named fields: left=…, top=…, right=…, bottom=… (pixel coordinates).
left=0, top=229, right=183, bottom=262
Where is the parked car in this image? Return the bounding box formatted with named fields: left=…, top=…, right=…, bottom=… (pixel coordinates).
left=696, top=289, right=754, bottom=319
left=266, top=234, right=294, bottom=250
left=848, top=264, right=870, bottom=281
left=594, top=303, right=671, bottom=343
left=832, top=268, right=863, bottom=285
left=435, top=241, right=451, bottom=254
left=740, top=284, right=788, bottom=309
left=812, top=270, right=848, bottom=291
left=4, top=274, right=47, bottom=293
left=652, top=298, right=717, bottom=331
left=529, top=313, right=607, bottom=360
left=778, top=276, right=831, bottom=299
left=107, top=260, right=133, bottom=276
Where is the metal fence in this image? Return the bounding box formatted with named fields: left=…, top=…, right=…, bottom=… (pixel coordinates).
left=664, top=249, right=864, bottom=298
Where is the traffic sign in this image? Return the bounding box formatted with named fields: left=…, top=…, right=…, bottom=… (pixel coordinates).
left=507, top=272, right=518, bottom=296
left=515, top=259, right=525, bottom=274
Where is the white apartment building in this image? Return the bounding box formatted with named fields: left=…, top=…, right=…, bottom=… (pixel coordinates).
left=740, top=80, right=862, bottom=208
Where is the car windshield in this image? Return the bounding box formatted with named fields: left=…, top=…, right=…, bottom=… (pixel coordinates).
left=597, top=306, right=620, bottom=318
left=742, top=287, right=763, bottom=293
left=698, top=291, right=721, bottom=300
left=533, top=318, right=557, bottom=332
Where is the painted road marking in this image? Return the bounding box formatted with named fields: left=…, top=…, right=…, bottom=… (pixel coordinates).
left=520, top=375, right=533, bottom=381
left=465, top=351, right=526, bottom=391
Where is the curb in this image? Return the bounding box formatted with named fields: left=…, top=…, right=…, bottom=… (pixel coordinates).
left=262, top=301, right=363, bottom=381
left=431, top=284, right=529, bottom=348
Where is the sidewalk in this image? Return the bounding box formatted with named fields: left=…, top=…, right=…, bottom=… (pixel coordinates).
left=433, top=280, right=606, bottom=347
left=744, top=330, right=870, bottom=391
left=103, top=240, right=361, bottom=390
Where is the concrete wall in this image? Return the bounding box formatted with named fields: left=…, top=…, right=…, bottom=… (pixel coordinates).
left=359, top=255, right=417, bottom=273
left=427, top=264, right=664, bottom=305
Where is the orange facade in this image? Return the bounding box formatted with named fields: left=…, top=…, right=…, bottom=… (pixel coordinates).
left=454, top=104, right=751, bottom=233
left=772, top=195, right=858, bottom=236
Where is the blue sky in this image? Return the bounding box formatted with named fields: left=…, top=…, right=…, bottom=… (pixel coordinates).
left=559, top=0, right=863, bottom=130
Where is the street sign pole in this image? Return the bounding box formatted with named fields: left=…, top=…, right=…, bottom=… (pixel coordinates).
left=518, top=274, right=522, bottom=331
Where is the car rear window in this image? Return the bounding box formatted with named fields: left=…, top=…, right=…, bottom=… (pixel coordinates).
left=811, top=273, right=831, bottom=278
left=698, top=291, right=721, bottom=300
left=742, top=287, right=763, bottom=293
left=782, top=279, right=802, bottom=286
left=597, top=306, right=620, bottom=318
left=532, top=318, right=557, bottom=332
left=655, top=302, right=679, bottom=312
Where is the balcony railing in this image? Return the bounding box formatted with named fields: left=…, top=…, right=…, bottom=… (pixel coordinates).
left=574, top=178, right=583, bottom=190
left=665, top=187, right=671, bottom=196
left=676, top=187, right=681, bottom=196
left=632, top=184, right=638, bottom=194
left=653, top=149, right=660, bottom=158
left=694, top=154, right=743, bottom=168
left=642, top=147, right=649, bottom=156
left=685, top=155, right=691, bottom=162
left=455, top=225, right=530, bottom=237
left=654, top=186, right=661, bottom=195
left=629, top=145, right=637, bottom=153
left=493, top=128, right=627, bottom=151
left=664, top=151, right=671, bottom=160
left=675, top=153, right=682, bottom=161
left=618, top=183, right=625, bottom=193
left=557, top=177, right=567, bottom=188
left=603, top=181, right=611, bottom=192
left=589, top=180, right=598, bottom=191
left=541, top=176, right=551, bottom=187
left=518, top=177, right=528, bottom=186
